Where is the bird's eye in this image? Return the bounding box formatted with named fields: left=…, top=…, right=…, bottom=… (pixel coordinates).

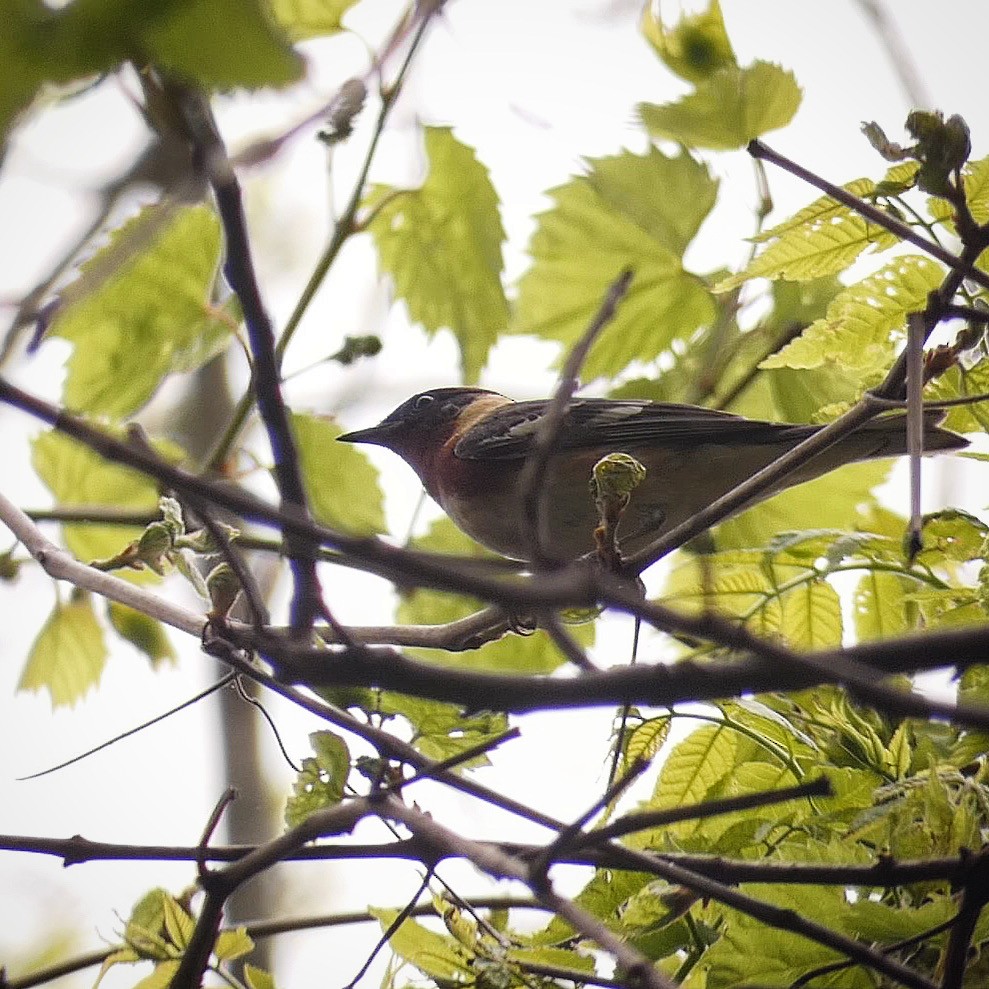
left=413, top=394, right=435, bottom=411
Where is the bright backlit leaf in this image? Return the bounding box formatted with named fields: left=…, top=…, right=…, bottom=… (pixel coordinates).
left=779, top=580, right=842, bottom=648
left=19, top=595, right=107, bottom=706
left=365, top=126, right=508, bottom=382
left=642, top=725, right=737, bottom=841
left=49, top=205, right=230, bottom=417
left=369, top=909, right=472, bottom=983
left=285, top=730, right=351, bottom=827
left=107, top=602, right=177, bottom=667
left=31, top=429, right=185, bottom=569
left=715, top=460, right=890, bottom=550
left=269, top=0, right=359, bottom=40
left=641, top=0, right=736, bottom=83
left=760, top=255, right=945, bottom=378
left=513, top=149, right=717, bottom=379
left=292, top=413, right=386, bottom=534
left=717, top=178, right=901, bottom=291
left=639, top=61, right=801, bottom=150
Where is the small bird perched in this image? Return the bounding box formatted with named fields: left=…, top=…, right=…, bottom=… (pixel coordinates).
left=338, top=387, right=967, bottom=562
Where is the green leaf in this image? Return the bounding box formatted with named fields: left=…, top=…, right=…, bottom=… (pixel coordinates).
left=124, top=889, right=171, bottom=959
left=624, top=717, right=672, bottom=771
left=759, top=255, right=945, bottom=378
left=365, top=126, right=508, bottom=382
left=127, top=0, right=302, bottom=88
left=586, top=147, right=720, bottom=256
left=853, top=571, right=912, bottom=641
left=779, top=579, right=842, bottom=648
left=686, top=885, right=865, bottom=989
left=844, top=896, right=955, bottom=942
left=640, top=0, right=736, bottom=83
left=107, top=602, right=176, bottom=667
left=269, top=0, right=359, bottom=40
left=513, top=149, right=717, bottom=379
left=132, top=960, right=181, bottom=989
left=639, top=61, right=801, bottom=150
left=31, top=429, right=185, bottom=569
left=19, top=596, right=107, bottom=706
left=715, top=460, right=890, bottom=550
left=717, top=179, right=900, bottom=292
left=292, top=413, right=386, bottom=534
left=918, top=508, right=988, bottom=564
left=375, top=692, right=509, bottom=768
left=215, top=927, right=254, bottom=962
left=929, top=153, right=989, bottom=226
left=369, top=908, right=472, bottom=982
left=641, top=725, right=737, bottom=842
left=284, top=730, right=351, bottom=827
left=161, top=894, right=194, bottom=951
left=923, top=357, right=989, bottom=435
left=507, top=946, right=595, bottom=974
left=49, top=205, right=229, bottom=417
left=245, top=964, right=278, bottom=989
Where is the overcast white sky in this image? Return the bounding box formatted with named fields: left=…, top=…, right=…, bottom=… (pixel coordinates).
left=2, top=2, right=989, bottom=986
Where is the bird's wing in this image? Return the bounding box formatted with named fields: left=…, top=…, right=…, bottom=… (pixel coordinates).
left=454, top=399, right=809, bottom=460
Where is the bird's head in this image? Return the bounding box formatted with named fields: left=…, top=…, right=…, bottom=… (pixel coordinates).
left=337, top=387, right=507, bottom=487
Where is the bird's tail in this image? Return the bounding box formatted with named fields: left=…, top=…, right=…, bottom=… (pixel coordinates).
left=848, top=409, right=968, bottom=457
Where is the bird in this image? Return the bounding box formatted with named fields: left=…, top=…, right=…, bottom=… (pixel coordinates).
left=337, top=387, right=967, bottom=562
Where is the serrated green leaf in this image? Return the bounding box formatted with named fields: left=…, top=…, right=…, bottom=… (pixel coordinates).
left=512, top=149, right=716, bottom=380
left=292, top=413, right=385, bottom=534
left=779, top=579, right=842, bottom=648
left=752, top=178, right=879, bottom=244
left=269, top=0, right=358, bottom=40
left=376, top=691, right=509, bottom=768
left=685, top=884, right=864, bottom=989
left=31, top=429, right=185, bottom=570
left=49, top=205, right=230, bottom=417
left=369, top=908, right=472, bottom=982
left=760, top=255, right=944, bottom=378
left=107, top=602, right=176, bottom=667
left=19, top=596, right=106, bottom=706
left=245, top=964, right=278, bottom=989
left=215, top=926, right=254, bottom=962
left=929, top=153, right=989, bottom=227
left=161, top=894, right=194, bottom=951
left=643, top=725, right=737, bottom=841
left=717, top=179, right=900, bottom=291
left=284, top=730, right=350, bottom=827
left=854, top=571, right=912, bottom=641
left=923, top=357, right=989, bottom=435
left=639, top=61, right=801, bottom=151
left=365, top=126, right=507, bottom=382
left=624, top=717, right=672, bottom=770
left=587, top=147, right=719, bottom=256
left=640, top=0, right=736, bottom=83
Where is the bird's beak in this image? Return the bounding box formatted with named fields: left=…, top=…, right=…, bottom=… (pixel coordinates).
left=337, top=420, right=403, bottom=447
